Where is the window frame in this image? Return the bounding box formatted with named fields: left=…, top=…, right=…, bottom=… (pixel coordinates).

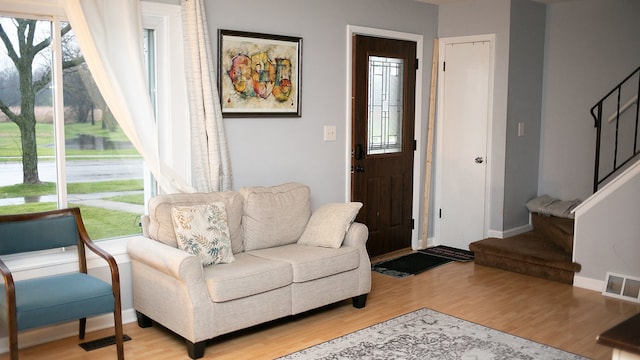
left=0, top=0, right=188, bottom=262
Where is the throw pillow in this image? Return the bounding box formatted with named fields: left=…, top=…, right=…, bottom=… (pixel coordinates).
left=171, top=203, right=235, bottom=266
left=297, top=202, right=363, bottom=249
left=240, top=182, right=311, bottom=251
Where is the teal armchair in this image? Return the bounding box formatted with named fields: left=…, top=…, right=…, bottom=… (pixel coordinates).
left=0, top=208, right=124, bottom=359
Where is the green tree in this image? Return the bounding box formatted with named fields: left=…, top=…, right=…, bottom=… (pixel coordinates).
left=0, top=19, right=74, bottom=184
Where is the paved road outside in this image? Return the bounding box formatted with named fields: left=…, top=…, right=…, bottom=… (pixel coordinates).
left=0, top=159, right=143, bottom=186
left=0, top=159, right=144, bottom=213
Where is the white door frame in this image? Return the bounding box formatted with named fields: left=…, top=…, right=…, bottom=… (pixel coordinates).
left=345, top=25, right=424, bottom=249
left=434, top=34, right=496, bottom=246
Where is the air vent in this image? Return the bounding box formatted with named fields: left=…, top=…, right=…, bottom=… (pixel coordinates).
left=602, top=272, right=640, bottom=303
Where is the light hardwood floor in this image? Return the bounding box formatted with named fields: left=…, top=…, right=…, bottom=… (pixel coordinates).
left=3, top=253, right=639, bottom=360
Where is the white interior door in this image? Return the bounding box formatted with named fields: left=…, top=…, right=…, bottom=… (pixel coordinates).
left=435, top=38, right=492, bottom=250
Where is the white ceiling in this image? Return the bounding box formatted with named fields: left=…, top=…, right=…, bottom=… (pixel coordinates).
left=416, top=0, right=573, bottom=4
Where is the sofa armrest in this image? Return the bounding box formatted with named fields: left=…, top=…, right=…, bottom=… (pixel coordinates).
left=342, top=222, right=371, bottom=295
left=342, top=222, right=368, bottom=248
left=141, top=215, right=150, bottom=237
left=127, top=236, right=203, bottom=285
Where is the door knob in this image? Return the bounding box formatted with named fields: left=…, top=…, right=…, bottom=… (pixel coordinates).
left=355, top=165, right=365, bottom=173
left=475, top=156, right=484, bottom=164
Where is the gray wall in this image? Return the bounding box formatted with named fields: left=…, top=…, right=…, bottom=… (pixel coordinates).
left=541, top=0, right=640, bottom=285
left=539, top=0, right=640, bottom=201
left=205, top=0, right=639, bottom=241
left=503, top=0, right=545, bottom=230
left=574, top=165, right=640, bottom=283
left=438, top=0, right=640, bottom=235
left=206, top=0, right=439, bottom=236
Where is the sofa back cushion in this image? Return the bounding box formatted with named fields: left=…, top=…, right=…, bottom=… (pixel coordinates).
left=146, top=191, right=244, bottom=253
left=240, top=182, right=311, bottom=251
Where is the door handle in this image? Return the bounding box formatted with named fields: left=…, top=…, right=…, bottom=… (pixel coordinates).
left=354, top=144, right=364, bottom=160
left=475, top=156, right=484, bottom=164
left=354, top=165, right=365, bottom=173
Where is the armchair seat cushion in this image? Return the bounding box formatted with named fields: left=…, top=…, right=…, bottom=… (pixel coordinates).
left=0, top=273, right=114, bottom=331
left=248, top=244, right=360, bottom=283
left=204, top=253, right=292, bottom=302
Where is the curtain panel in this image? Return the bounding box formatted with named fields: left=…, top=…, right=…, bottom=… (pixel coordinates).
left=182, top=0, right=233, bottom=192
left=64, top=0, right=201, bottom=194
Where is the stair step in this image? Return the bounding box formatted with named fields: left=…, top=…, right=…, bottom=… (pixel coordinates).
left=531, top=213, right=574, bottom=254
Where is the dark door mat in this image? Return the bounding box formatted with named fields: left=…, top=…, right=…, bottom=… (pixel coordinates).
left=419, top=245, right=474, bottom=262
left=79, top=334, right=131, bottom=351
left=372, top=252, right=452, bottom=278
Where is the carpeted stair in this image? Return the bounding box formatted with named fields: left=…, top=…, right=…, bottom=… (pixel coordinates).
left=469, top=213, right=581, bottom=284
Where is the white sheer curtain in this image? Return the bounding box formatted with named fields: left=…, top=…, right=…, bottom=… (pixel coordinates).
left=181, top=0, right=233, bottom=192
left=64, top=0, right=193, bottom=194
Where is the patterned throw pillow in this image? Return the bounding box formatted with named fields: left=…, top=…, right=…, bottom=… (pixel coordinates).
left=170, top=203, right=235, bottom=266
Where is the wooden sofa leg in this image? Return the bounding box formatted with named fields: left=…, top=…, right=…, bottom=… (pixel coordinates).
left=352, top=294, right=368, bottom=308
left=187, top=340, right=206, bottom=359
left=136, top=311, right=153, bottom=328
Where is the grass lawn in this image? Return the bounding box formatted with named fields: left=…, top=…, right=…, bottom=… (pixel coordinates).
left=0, top=180, right=143, bottom=199
left=0, top=180, right=144, bottom=240
left=0, top=202, right=142, bottom=240
left=104, top=193, right=145, bottom=205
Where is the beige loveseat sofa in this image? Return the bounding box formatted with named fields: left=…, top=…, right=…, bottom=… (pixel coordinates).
left=127, top=183, right=371, bottom=359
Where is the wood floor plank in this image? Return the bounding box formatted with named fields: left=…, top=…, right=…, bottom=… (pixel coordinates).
left=2, top=259, right=639, bottom=359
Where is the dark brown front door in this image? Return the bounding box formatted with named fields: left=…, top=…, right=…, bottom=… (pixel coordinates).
left=351, top=35, right=417, bottom=258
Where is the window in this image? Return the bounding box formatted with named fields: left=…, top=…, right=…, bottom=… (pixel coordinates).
left=0, top=15, right=144, bottom=240
left=0, top=2, right=187, bottom=241
left=368, top=56, right=404, bottom=155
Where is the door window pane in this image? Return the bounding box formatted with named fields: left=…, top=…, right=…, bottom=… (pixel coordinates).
left=368, top=56, right=403, bottom=155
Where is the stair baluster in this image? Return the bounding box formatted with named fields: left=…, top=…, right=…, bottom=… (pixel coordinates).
left=590, top=66, right=640, bottom=193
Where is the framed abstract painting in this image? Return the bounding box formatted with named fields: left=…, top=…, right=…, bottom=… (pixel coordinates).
left=218, top=29, right=302, bottom=117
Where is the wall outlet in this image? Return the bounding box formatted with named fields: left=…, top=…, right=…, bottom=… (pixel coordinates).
left=324, top=125, right=337, bottom=141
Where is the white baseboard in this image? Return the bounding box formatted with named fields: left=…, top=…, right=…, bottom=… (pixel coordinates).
left=487, top=223, right=533, bottom=239
left=573, top=275, right=604, bottom=292
left=0, top=308, right=138, bottom=353
left=502, top=223, right=534, bottom=238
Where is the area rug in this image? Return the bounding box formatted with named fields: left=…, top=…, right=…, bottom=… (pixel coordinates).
left=371, top=252, right=451, bottom=278
left=278, top=308, right=588, bottom=360
left=419, top=245, right=475, bottom=262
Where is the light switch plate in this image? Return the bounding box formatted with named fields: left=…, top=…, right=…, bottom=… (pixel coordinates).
left=324, top=125, right=337, bottom=141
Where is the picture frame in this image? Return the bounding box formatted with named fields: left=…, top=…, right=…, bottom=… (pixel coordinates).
left=218, top=29, right=302, bottom=117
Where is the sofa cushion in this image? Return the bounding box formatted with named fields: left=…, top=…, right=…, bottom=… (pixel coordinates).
left=203, top=253, right=292, bottom=302
left=298, top=202, right=362, bottom=248
left=146, top=191, right=244, bottom=253
left=171, top=203, right=235, bottom=266
left=240, top=183, right=311, bottom=251
left=247, top=244, right=360, bottom=283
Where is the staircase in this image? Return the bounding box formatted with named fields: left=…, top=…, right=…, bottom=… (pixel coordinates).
left=591, top=66, right=640, bottom=192
left=469, top=213, right=581, bottom=284
left=469, top=66, right=640, bottom=286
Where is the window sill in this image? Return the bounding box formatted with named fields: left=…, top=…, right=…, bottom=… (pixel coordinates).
left=1, top=236, right=138, bottom=279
